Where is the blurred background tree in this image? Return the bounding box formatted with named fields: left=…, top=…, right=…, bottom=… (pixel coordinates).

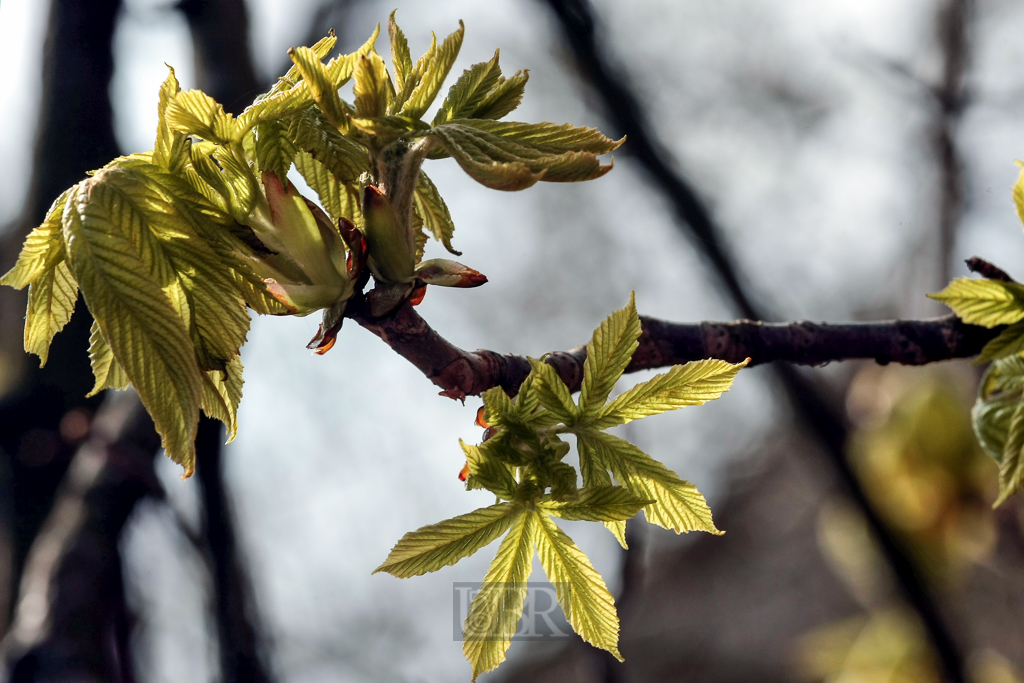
left=2, top=0, right=1024, bottom=682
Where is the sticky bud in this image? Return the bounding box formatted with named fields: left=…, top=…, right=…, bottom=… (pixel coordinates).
left=413, top=259, right=488, bottom=288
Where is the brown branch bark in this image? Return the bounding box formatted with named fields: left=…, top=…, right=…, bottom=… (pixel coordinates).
left=350, top=299, right=997, bottom=399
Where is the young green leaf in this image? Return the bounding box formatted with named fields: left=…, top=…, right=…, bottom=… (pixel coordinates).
left=64, top=177, right=205, bottom=474
left=398, top=21, right=465, bottom=121
left=463, top=509, right=536, bottom=681
left=976, top=321, right=1024, bottom=363
left=461, top=439, right=517, bottom=499
left=165, top=89, right=237, bottom=145
left=353, top=51, right=390, bottom=119
left=579, top=292, right=641, bottom=420
left=528, top=358, right=578, bottom=424
left=592, top=358, right=748, bottom=430
left=293, top=151, right=363, bottom=226
left=997, top=400, right=1024, bottom=506
left=432, top=50, right=502, bottom=126
left=0, top=187, right=73, bottom=290
left=578, top=430, right=721, bottom=535
left=24, top=260, right=78, bottom=367
left=374, top=503, right=518, bottom=578
left=200, top=355, right=244, bottom=442
left=388, top=11, right=413, bottom=95
left=456, top=119, right=624, bottom=155
left=288, top=45, right=350, bottom=128
left=541, top=486, right=651, bottom=522
left=414, top=171, right=459, bottom=255
left=472, top=70, right=529, bottom=121
left=264, top=30, right=337, bottom=98
left=325, top=23, right=381, bottom=88
left=288, top=107, right=370, bottom=184
left=973, top=393, right=1019, bottom=464
left=534, top=510, right=621, bottom=660
left=154, top=67, right=189, bottom=173
left=255, top=119, right=298, bottom=184
left=428, top=123, right=615, bottom=191
left=86, top=321, right=130, bottom=397
left=928, top=278, right=1024, bottom=327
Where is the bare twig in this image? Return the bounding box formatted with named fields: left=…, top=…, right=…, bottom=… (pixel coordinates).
left=350, top=298, right=996, bottom=399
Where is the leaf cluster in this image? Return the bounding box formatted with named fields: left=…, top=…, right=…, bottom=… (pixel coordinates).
left=1, top=14, right=622, bottom=475
left=930, top=166, right=1024, bottom=505
left=374, top=294, right=747, bottom=679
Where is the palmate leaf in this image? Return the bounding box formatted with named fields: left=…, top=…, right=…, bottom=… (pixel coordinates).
left=579, top=292, right=641, bottom=421
left=928, top=278, right=1024, bottom=327
left=578, top=430, right=721, bottom=535
left=463, top=509, right=535, bottom=681
left=374, top=503, right=518, bottom=578
left=64, top=177, right=205, bottom=474
left=534, top=510, right=621, bottom=660
left=0, top=187, right=73, bottom=290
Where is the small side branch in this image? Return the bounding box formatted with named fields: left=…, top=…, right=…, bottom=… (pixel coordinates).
left=350, top=299, right=996, bottom=399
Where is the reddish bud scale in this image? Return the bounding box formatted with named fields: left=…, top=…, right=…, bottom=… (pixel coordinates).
left=458, top=462, right=470, bottom=481
left=475, top=406, right=489, bottom=428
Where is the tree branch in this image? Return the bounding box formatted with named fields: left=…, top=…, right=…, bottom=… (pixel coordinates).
left=349, top=299, right=996, bottom=399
